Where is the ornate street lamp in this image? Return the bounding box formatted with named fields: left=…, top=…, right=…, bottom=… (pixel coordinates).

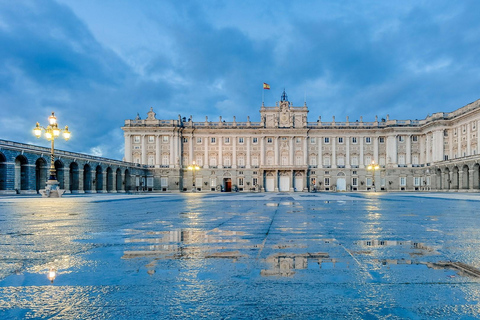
left=33, top=112, right=71, bottom=197
left=187, top=161, right=200, bottom=192
left=367, top=160, right=380, bottom=191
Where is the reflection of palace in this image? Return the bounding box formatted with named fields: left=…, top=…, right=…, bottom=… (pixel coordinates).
left=123, top=91, right=480, bottom=192
left=356, top=240, right=433, bottom=251
left=261, top=252, right=329, bottom=277
left=123, top=229, right=245, bottom=259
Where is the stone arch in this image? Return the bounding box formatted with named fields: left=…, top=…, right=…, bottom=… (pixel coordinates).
left=15, top=155, right=29, bottom=192
left=35, top=157, right=48, bottom=192
left=444, top=167, right=451, bottom=190
left=95, top=165, right=103, bottom=192
left=462, top=164, right=470, bottom=190
left=124, top=169, right=131, bottom=192
left=0, top=152, right=7, bottom=191
left=69, top=162, right=79, bottom=193
left=452, top=166, right=459, bottom=190
left=337, top=171, right=346, bottom=177
left=116, top=168, right=122, bottom=191
left=55, top=160, right=65, bottom=189
left=106, top=167, right=114, bottom=192
left=473, top=163, right=480, bottom=190
left=436, top=168, right=442, bottom=190
left=83, top=164, right=92, bottom=192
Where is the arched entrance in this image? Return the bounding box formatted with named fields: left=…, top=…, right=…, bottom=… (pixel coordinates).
left=55, top=160, right=65, bottom=189
left=265, top=172, right=274, bottom=192
left=95, top=165, right=103, bottom=192
left=336, top=172, right=346, bottom=191
left=69, top=162, right=79, bottom=193
left=462, top=165, right=469, bottom=190
left=452, top=166, right=459, bottom=190
left=294, top=171, right=304, bottom=192
left=106, top=167, right=113, bottom=192
left=435, top=168, right=442, bottom=190
left=279, top=171, right=290, bottom=192
left=83, top=164, right=92, bottom=192
left=444, top=168, right=451, bottom=190
left=473, top=163, right=480, bottom=190
left=15, top=155, right=29, bottom=192
left=116, top=168, right=122, bottom=192
left=125, top=169, right=131, bottom=192
left=0, top=152, right=7, bottom=191
left=35, top=157, right=48, bottom=192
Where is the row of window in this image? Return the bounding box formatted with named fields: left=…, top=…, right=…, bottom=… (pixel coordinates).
left=319, top=176, right=429, bottom=187
left=133, top=135, right=419, bottom=144
left=160, top=177, right=259, bottom=188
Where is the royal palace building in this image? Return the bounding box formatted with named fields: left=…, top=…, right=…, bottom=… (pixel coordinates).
left=122, top=91, right=480, bottom=192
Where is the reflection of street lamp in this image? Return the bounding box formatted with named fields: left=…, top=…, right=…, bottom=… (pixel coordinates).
left=47, top=268, right=57, bottom=283
left=34, top=112, right=71, bottom=197
left=187, top=161, right=200, bottom=192
left=367, top=160, right=380, bottom=191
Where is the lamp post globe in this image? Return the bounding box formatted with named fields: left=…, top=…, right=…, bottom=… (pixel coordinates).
left=33, top=112, right=71, bottom=197
left=367, top=160, right=380, bottom=191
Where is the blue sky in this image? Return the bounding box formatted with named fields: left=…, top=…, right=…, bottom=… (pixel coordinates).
left=1, top=1, right=479, bottom=160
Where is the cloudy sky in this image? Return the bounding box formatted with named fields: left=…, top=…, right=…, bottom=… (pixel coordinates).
left=1, top=1, right=479, bottom=160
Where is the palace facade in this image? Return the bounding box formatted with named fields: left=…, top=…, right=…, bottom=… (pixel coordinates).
left=122, top=91, right=480, bottom=192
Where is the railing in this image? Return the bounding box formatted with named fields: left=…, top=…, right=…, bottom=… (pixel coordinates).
left=0, top=139, right=136, bottom=167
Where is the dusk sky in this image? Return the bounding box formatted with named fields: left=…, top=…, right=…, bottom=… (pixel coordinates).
left=1, top=1, right=480, bottom=160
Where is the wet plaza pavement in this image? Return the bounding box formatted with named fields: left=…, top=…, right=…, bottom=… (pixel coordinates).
left=1, top=192, right=480, bottom=319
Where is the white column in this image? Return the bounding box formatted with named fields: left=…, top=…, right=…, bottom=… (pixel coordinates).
left=332, top=137, right=336, bottom=168
left=246, top=137, right=251, bottom=168
left=303, top=136, right=308, bottom=165
left=155, top=135, right=161, bottom=166
left=346, top=136, right=350, bottom=168
left=406, top=135, right=411, bottom=166
left=189, top=133, right=194, bottom=165
left=141, top=134, right=147, bottom=165
left=125, top=134, right=132, bottom=162
left=457, top=128, right=461, bottom=158
left=477, top=122, right=480, bottom=155
left=467, top=123, right=471, bottom=156
left=219, top=137, right=223, bottom=168
left=420, top=135, right=426, bottom=164
left=386, top=135, right=397, bottom=166
left=260, top=137, right=265, bottom=166
left=274, top=137, right=279, bottom=166
left=318, top=136, right=322, bottom=168
left=290, top=137, right=294, bottom=165
left=450, top=130, right=454, bottom=159
left=169, top=134, right=174, bottom=167
left=433, top=130, right=444, bottom=163
left=373, top=137, right=379, bottom=164
left=233, top=136, right=237, bottom=168
left=426, top=133, right=431, bottom=163
left=359, top=136, right=364, bottom=168
left=204, top=137, right=209, bottom=168
left=174, top=132, right=180, bottom=168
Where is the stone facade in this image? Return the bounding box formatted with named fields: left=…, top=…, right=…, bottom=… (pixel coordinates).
left=121, top=92, right=480, bottom=192
left=0, top=139, right=149, bottom=194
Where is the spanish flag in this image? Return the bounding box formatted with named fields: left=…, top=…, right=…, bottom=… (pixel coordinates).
left=263, top=82, right=270, bottom=90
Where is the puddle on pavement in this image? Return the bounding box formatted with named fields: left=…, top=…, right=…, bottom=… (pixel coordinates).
left=375, top=259, right=480, bottom=279
left=261, top=252, right=330, bottom=277
left=122, top=229, right=248, bottom=260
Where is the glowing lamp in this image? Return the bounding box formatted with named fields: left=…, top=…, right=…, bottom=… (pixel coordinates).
left=48, top=112, right=57, bottom=125
left=47, top=268, right=57, bottom=283
left=63, top=126, right=71, bottom=140
left=34, top=123, right=42, bottom=138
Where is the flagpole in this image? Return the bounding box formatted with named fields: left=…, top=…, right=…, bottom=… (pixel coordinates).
left=262, top=86, right=264, bottom=105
